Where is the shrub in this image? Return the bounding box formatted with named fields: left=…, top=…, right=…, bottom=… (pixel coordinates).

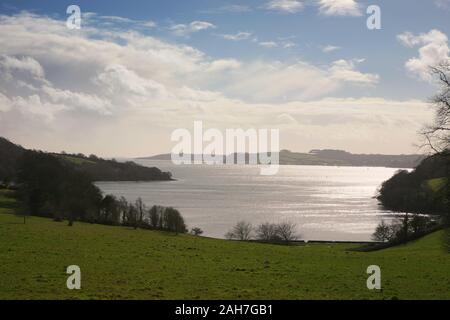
left=191, top=227, right=204, bottom=236
left=255, top=223, right=281, bottom=242
left=276, top=221, right=299, bottom=243
left=371, top=220, right=394, bottom=242
left=225, top=221, right=253, bottom=240
left=239, top=221, right=302, bottom=243
left=372, top=214, right=435, bottom=244
left=164, top=207, right=187, bottom=234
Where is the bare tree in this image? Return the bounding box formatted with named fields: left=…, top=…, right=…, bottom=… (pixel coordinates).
left=118, top=196, right=129, bottom=224
left=421, top=61, right=450, bottom=153
left=372, top=220, right=393, bottom=242
left=255, top=222, right=280, bottom=241
left=225, top=221, right=253, bottom=240
left=417, top=61, right=450, bottom=252
left=128, top=204, right=139, bottom=229
left=225, top=231, right=235, bottom=240
left=149, top=205, right=161, bottom=228
left=135, top=197, right=146, bottom=225
left=191, top=227, right=204, bottom=236
left=276, top=221, right=299, bottom=243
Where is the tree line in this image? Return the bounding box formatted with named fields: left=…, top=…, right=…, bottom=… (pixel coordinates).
left=0, top=136, right=173, bottom=185
left=97, top=196, right=187, bottom=234
left=377, top=62, right=450, bottom=217
left=372, top=213, right=439, bottom=244
left=377, top=62, right=450, bottom=250
left=377, top=153, right=449, bottom=215
left=15, top=150, right=188, bottom=233
left=225, top=220, right=300, bottom=243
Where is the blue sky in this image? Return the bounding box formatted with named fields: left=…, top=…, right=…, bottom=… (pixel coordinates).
left=0, top=1, right=449, bottom=155
left=2, top=0, right=449, bottom=99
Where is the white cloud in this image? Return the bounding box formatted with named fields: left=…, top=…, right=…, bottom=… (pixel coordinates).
left=0, top=92, right=12, bottom=112
left=0, top=55, right=45, bottom=79
left=322, top=45, right=341, bottom=53
left=276, top=113, right=299, bottom=126
left=329, top=59, right=379, bottom=85
left=398, top=29, right=450, bottom=81
left=201, top=5, right=251, bottom=13
left=140, top=21, right=157, bottom=28
left=220, top=32, right=252, bottom=41
left=207, top=59, right=242, bottom=72
left=83, top=13, right=157, bottom=28
left=42, top=85, right=113, bottom=115
left=265, top=0, right=305, bottom=13
left=7, top=94, right=67, bottom=121
left=0, top=55, right=112, bottom=117
left=282, top=42, right=296, bottom=48
left=99, top=16, right=136, bottom=23
left=217, top=59, right=379, bottom=102
left=0, top=12, right=429, bottom=156
left=169, top=21, right=216, bottom=37
left=318, top=0, right=362, bottom=16
left=258, top=41, right=279, bottom=48
left=95, top=64, right=170, bottom=99
left=0, top=12, right=379, bottom=105
left=397, top=32, right=421, bottom=47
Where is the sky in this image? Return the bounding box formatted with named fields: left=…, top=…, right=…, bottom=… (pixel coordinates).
left=0, top=0, right=449, bottom=157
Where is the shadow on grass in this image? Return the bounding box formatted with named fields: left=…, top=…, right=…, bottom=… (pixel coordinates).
left=0, top=200, right=18, bottom=209
left=352, top=226, right=444, bottom=252
left=0, top=221, right=26, bottom=225
left=444, top=228, right=450, bottom=253
left=0, top=212, right=27, bottom=225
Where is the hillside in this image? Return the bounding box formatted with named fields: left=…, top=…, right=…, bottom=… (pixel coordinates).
left=140, top=149, right=425, bottom=169
left=0, top=137, right=172, bottom=182
left=0, top=190, right=448, bottom=300
left=0, top=137, right=25, bottom=182
left=56, top=153, right=172, bottom=181
left=378, top=151, right=449, bottom=215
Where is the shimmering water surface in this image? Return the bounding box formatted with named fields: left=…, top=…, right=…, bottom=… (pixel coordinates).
left=96, top=160, right=401, bottom=241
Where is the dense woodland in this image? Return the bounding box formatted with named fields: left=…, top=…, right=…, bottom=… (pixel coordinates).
left=377, top=151, right=449, bottom=215
left=377, top=62, right=450, bottom=219
left=0, top=137, right=172, bottom=183
left=13, top=150, right=187, bottom=233
left=375, top=62, right=450, bottom=248
left=0, top=137, right=185, bottom=233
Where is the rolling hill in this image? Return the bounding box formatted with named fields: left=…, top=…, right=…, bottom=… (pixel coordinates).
left=0, top=137, right=172, bottom=182
left=139, top=149, right=425, bottom=168
left=0, top=189, right=448, bottom=300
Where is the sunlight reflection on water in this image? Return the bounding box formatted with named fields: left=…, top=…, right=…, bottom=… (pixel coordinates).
left=96, top=161, right=403, bottom=241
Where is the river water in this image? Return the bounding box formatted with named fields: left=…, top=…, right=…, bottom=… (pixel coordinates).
left=96, top=160, right=401, bottom=241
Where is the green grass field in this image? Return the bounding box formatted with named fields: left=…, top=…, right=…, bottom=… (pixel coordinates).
left=426, top=177, right=448, bottom=193
left=0, top=190, right=449, bottom=300
left=59, top=155, right=96, bottom=165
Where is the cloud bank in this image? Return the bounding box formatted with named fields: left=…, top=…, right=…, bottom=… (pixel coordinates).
left=0, top=12, right=432, bottom=156
left=398, top=29, right=450, bottom=81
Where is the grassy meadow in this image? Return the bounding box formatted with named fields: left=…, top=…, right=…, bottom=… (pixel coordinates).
left=0, top=189, right=449, bottom=300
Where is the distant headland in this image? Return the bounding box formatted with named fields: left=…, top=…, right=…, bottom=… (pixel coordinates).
left=138, top=149, right=425, bottom=169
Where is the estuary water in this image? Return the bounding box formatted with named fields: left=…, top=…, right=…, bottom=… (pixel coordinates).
left=96, top=160, right=401, bottom=241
